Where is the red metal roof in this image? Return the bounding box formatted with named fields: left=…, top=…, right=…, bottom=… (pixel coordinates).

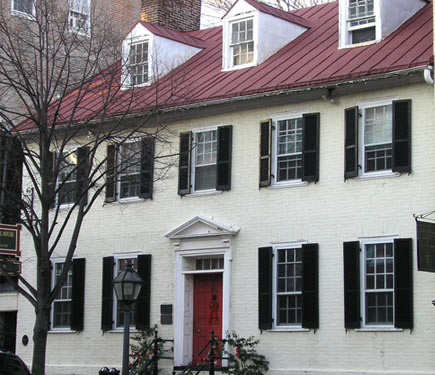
left=22, top=1, right=433, bottom=128
left=137, top=22, right=207, bottom=48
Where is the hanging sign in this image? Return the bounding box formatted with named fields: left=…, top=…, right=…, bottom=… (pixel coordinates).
left=0, top=224, right=21, bottom=256
left=417, top=220, right=435, bottom=273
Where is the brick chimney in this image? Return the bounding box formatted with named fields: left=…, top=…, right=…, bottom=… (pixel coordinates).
left=140, top=0, right=201, bottom=31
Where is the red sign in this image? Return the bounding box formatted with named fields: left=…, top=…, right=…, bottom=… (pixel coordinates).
left=0, top=224, right=21, bottom=256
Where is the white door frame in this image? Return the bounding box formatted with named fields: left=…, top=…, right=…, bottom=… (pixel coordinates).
left=165, top=216, right=239, bottom=366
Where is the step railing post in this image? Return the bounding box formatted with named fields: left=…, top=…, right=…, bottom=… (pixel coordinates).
left=153, top=330, right=159, bottom=375
left=209, top=330, right=215, bottom=375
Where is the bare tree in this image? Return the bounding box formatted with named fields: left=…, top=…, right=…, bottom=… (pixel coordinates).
left=0, top=1, right=179, bottom=374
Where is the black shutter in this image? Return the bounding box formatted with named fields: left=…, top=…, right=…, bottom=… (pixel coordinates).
left=216, top=125, right=232, bottom=191
left=344, top=107, right=359, bottom=179
left=77, top=147, right=89, bottom=206
left=101, top=256, right=114, bottom=331
left=136, top=254, right=151, bottom=330
left=302, top=113, right=320, bottom=183
left=139, top=137, right=155, bottom=199
left=394, top=238, right=413, bottom=329
left=259, top=120, right=272, bottom=188
left=71, top=258, right=86, bottom=331
left=343, top=241, right=361, bottom=328
left=392, top=100, right=411, bottom=173
left=258, top=246, right=273, bottom=330
left=2, top=137, right=23, bottom=224
left=302, top=243, right=319, bottom=329
left=105, top=145, right=117, bottom=203
left=178, top=132, right=191, bottom=196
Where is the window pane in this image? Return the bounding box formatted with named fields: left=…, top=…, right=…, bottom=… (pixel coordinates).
left=119, top=141, right=141, bottom=198
left=231, top=19, right=254, bottom=66
left=194, top=130, right=217, bottom=191
left=116, top=258, right=138, bottom=327
left=129, top=42, right=149, bottom=85
left=364, top=243, right=394, bottom=326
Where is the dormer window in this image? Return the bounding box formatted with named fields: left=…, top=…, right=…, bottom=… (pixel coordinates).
left=348, top=0, right=375, bottom=44
left=128, top=41, right=149, bottom=86
left=231, top=18, right=254, bottom=67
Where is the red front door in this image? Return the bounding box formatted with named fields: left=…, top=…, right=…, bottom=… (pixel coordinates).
left=192, top=273, right=223, bottom=362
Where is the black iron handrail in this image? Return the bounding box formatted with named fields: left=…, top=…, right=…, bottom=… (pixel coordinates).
left=175, top=330, right=229, bottom=375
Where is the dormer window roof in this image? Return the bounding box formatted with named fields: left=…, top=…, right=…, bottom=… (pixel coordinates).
left=121, top=22, right=205, bottom=89
left=222, top=0, right=309, bottom=71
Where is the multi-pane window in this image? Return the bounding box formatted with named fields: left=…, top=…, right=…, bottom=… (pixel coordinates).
left=195, top=257, right=224, bottom=271
left=58, top=151, right=78, bottom=205
left=192, top=130, right=217, bottom=191
left=69, top=0, right=90, bottom=34
left=348, top=0, right=375, bottom=44
left=119, top=141, right=141, bottom=199
left=230, top=19, right=254, bottom=67
left=363, top=104, right=392, bottom=173
left=276, top=118, right=303, bottom=182
left=11, top=0, right=33, bottom=15
left=363, top=242, right=394, bottom=326
left=128, top=42, right=149, bottom=86
left=276, top=248, right=302, bottom=326
left=52, top=262, right=73, bottom=329
left=115, top=257, right=138, bottom=327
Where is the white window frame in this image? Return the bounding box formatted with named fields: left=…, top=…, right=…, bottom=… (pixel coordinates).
left=191, top=126, right=218, bottom=193
left=68, top=0, right=90, bottom=36
left=271, top=112, right=306, bottom=187
left=112, top=253, right=140, bottom=329
left=358, top=98, right=397, bottom=178
left=11, top=0, right=35, bottom=18
left=56, top=147, right=79, bottom=208
left=359, top=236, right=397, bottom=329
left=223, top=14, right=257, bottom=71
left=272, top=241, right=307, bottom=330
left=116, top=139, right=143, bottom=201
left=51, top=259, right=73, bottom=331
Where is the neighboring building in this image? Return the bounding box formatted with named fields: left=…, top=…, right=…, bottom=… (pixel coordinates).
left=11, top=0, right=435, bottom=374
left=0, top=0, right=143, bottom=356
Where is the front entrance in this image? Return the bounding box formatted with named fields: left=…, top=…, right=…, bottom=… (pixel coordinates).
left=192, top=274, right=222, bottom=362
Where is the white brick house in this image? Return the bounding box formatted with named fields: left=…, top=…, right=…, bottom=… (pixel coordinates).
left=4, top=0, right=435, bottom=374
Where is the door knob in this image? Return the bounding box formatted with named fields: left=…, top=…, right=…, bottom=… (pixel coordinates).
left=196, top=329, right=201, bottom=333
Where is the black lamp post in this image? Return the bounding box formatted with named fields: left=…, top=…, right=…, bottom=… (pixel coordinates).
left=113, top=262, right=144, bottom=375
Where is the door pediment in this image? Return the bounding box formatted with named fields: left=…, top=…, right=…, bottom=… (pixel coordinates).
left=165, top=216, right=239, bottom=240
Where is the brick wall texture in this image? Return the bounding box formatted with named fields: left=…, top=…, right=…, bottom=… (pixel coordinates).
left=140, top=0, right=201, bottom=31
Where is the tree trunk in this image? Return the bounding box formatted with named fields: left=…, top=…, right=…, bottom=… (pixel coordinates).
left=31, top=301, right=50, bottom=375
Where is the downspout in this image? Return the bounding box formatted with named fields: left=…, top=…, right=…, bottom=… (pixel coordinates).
left=424, top=64, right=434, bottom=86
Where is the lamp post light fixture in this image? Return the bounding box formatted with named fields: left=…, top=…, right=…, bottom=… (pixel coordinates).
left=113, top=262, right=144, bottom=375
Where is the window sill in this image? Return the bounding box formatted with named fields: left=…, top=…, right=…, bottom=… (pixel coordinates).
left=0, top=291, right=18, bottom=296
left=186, top=190, right=223, bottom=197
left=48, top=329, right=78, bottom=334
left=222, top=62, right=257, bottom=72
left=107, top=328, right=139, bottom=333
left=269, top=181, right=309, bottom=189
left=339, top=39, right=378, bottom=49
left=355, top=171, right=400, bottom=181
left=355, top=327, right=403, bottom=332
left=268, top=328, right=310, bottom=332
left=11, top=10, right=35, bottom=20
left=116, top=197, right=145, bottom=204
